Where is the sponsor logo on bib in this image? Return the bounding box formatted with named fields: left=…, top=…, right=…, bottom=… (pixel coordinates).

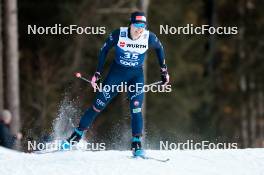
left=120, top=41, right=125, bottom=47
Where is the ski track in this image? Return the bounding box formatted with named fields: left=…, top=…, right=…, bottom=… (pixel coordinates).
left=0, top=147, right=263, bottom=175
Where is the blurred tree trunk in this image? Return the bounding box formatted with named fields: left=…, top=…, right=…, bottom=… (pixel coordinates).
left=0, top=0, right=3, bottom=111
left=257, top=90, right=264, bottom=146
left=238, top=1, right=249, bottom=148
left=4, top=0, right=20, bottom=143
left=203, top=0, right=216, bottom=76
left=249, top=77, right=257, bottom=147
left=206, top=0, right=216, bottom=66
left=240, top=77, right=249, bottom=147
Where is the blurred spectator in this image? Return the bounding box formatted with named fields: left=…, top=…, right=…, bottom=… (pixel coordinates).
left=0, top=110, right=22, bottom=149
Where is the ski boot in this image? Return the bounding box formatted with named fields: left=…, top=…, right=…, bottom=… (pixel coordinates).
left=60, top=128, right=84, bottom=150
left=131, top=136, right=145, bottom=157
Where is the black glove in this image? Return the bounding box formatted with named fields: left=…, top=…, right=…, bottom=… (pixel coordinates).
left=160, top=65, right=170, bottom=85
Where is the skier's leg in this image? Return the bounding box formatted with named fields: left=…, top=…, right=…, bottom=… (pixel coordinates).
left=64, top=88, right=118, bottom=147
left=128, top=75, right=144, bottom=137
left=63, top=67, right=122, bottom=148
left=127, top=75, right=145, bottom=156
left=78, top=85, right=117, bottom=130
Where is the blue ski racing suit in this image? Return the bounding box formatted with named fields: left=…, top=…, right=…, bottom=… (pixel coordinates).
left=78, top=27, right=166, bottom=137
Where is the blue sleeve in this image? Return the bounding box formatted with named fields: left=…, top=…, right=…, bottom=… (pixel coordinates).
left=148, top=32, right=166, bottom=67
left=96, top=29, right=120, bottom=73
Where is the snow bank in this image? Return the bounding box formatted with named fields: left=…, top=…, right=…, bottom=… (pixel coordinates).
left=0, top=147, right=263, bottom=175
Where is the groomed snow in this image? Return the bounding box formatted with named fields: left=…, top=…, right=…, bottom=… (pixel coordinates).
left=0, top=147, right=263, bottom=175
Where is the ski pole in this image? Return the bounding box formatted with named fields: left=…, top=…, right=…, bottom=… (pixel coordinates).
left=75, top=72, right=92, bottom=84
left=75, top=72, right=163, bottom=93
left=75, top=72, right=101, bottom=90
left=145, top=81, right=163, bottom=87
left=75, top=72, right=162, bottom=87
left=125, top=81, right=164, bottom=101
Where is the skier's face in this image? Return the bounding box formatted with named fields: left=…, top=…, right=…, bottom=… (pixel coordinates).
left=130, top=23, right=145, bottom=40
left=3, top=115, right=11, bottom=124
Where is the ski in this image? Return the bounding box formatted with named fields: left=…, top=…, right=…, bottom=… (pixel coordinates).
left=33, top=148, right=103, bottom=154
left=129, top=155, right=170, bottom=163
left=137, top=155, right=170, bottom=162
left=33, top=149, right=62, bottom=154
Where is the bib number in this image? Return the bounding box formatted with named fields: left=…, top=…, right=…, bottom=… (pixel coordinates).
left=124, top=52, right=139, bottom=60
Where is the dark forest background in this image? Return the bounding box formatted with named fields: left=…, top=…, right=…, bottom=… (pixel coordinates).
left=0, top=0, right=263, bottom=150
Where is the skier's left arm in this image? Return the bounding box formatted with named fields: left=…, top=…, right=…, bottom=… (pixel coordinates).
left=148, top=32, right=170, bottom=85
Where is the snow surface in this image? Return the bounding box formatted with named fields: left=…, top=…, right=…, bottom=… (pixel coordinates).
left=0, top=147, right=263, bottom=175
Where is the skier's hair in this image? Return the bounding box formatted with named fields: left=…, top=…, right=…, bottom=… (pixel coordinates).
left=0, top=110, right=12, bottom=123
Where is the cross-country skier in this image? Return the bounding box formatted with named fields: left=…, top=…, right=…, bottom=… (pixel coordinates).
left=62, top=11, right=170, bottom=156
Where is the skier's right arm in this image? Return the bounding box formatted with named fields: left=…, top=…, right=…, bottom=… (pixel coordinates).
left=90, top=29, right=119, bottom=89
left=96, top=29, right=120, bottom=73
